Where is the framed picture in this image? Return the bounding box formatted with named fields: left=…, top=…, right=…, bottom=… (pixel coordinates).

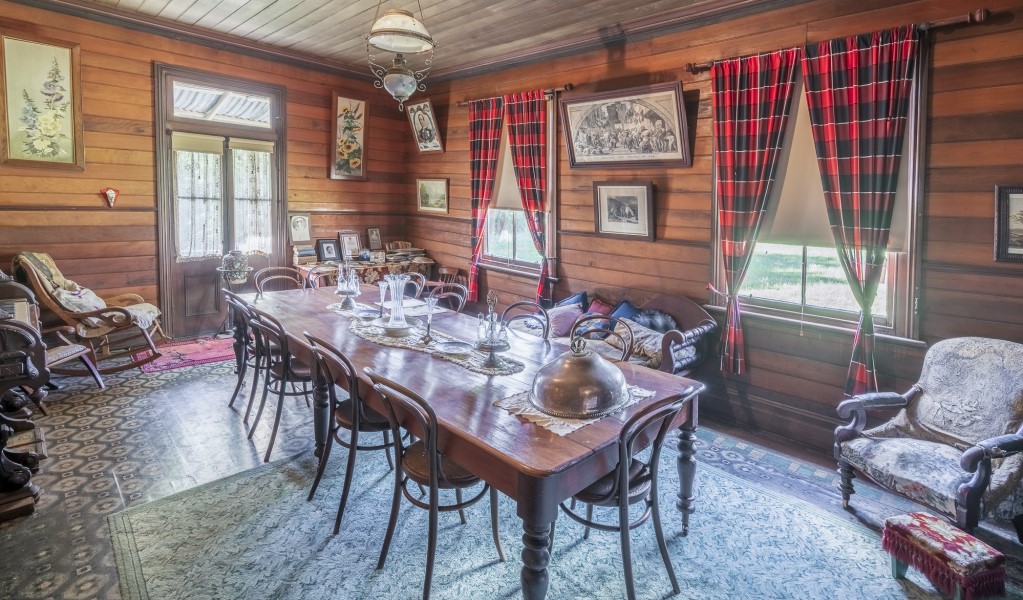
left=338, top=230, right=361, bottom=259
left=330, top=93, right=366, bottom=180
left=560, top=82, right=690, bottom=169
left=288, top=212, right=312, bottom=244
left=593, top=181, right=655, bottom=241
left=315, top=238, right=341, bottom=262
left=0, top=30, right=84, bottom=170
left=995, top=185, right=1023, bottom=263
left=417, top=178, right=448, bottom=213
left=366, top=227, right=383, bottom=250
left=406, top=98, right=443, bottom=153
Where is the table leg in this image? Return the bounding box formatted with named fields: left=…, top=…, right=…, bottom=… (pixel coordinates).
left=520, top=518, right=552, bottom=600
left=676, top=419, right=697, bottom=536
left=311, top=368, right=330, bottom=459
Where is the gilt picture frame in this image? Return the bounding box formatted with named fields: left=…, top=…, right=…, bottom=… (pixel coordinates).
left=417, top=178, right=448, bottom=213
left=593, top=181, right=654, bottom=241
left=330, top=93, right=366, bottom=180
left=338, top=230, right=361, bottom=259
left=995, top=185, right=1023, bottom=263
left=0, top=30, right=84, bottom=170
left=560, top=82, right=690, bottom=169
left=406, top=98, right=443, bottom=153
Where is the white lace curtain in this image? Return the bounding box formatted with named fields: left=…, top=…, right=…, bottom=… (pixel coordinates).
left=232, top=145, right=273, bottom=255
left=174, top=141, right=224, bottom=261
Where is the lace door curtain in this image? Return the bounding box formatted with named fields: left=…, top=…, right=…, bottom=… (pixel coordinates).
left=174, top=148, right=223, bottom=261
left=232, top=147, right=274, bottom=256
left=504, top=89, right=548, bottom=302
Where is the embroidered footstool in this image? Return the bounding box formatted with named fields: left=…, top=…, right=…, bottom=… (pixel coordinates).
left=882, top=512, right=1005, bottom=600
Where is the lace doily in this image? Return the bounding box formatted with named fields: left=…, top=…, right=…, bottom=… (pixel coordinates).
left=495, top=385, right=655, bottom=436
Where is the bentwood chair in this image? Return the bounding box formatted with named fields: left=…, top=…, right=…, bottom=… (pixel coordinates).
left=571, top=314, right=634, bottom=361
left=501, top=301, right=550, bottom=339
left=555, top=388, right=698, bottom=600
left=405, top=272, right=426, bottom=299
left=305, top=264, right=338, bottom=290
left=427, top=283, right=468, bottom=313
left=223, top=290, right=259, bottom=409
left=365, top=368, right=505, bottom=600
left=303, top=333, right=394, bottom=530
left=253, top=266, right=307, bottom=295
left=246, top=306, right=313, bottom=462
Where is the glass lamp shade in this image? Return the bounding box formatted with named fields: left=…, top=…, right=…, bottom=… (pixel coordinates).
left=383, top=56, right=417, bottom=102
left=368, top=9, right=435, bottom=54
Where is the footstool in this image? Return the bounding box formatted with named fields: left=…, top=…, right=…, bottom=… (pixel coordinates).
left=882, top=512, right=1005, bottom=600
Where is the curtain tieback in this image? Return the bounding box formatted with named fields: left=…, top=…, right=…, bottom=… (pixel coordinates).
left=707, top=283, right=736, bottom=302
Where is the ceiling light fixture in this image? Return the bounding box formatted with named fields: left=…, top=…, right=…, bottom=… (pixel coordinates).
left=367, top=1, right=436, bottom=111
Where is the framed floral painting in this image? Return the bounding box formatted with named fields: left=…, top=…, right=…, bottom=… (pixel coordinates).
left=0, top=30, right=85, bottom=170
left=330, top=93, right=366, bottom=180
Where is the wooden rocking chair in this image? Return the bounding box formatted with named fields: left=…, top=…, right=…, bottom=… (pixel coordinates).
left=12, top=252, right=164, bottom=376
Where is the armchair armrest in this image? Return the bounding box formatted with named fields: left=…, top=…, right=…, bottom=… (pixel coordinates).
left=834, top=385, right=922, bottom=457
left=962, top=433, right=1023, bottom=471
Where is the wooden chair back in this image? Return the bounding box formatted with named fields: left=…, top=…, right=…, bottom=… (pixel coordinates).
left=436, top=266, right=459, bottom=284
left=502, top=301, right=550, bottom=339
left=304, top=265, right=337, bottom=289
left=404, top=272, right=426, bottom=298
left=428, top=282, right=468, bottom=313
left=571, top=314, right=634, bottom=361
left=253, top=267, right=306, bottom=294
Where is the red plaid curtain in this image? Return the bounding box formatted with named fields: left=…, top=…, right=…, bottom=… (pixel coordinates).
left=504, top=89, right=548, bottom=302
left=468, top=97, right=505, bottom=302
left=802, top=25, right=918, bottom=396
left=713, top=48, right=801, bottom=374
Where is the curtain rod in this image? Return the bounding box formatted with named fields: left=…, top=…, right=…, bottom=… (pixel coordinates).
left=456, top=84, right=575, bottom=107
left=683, top=8, right=989, bottom=75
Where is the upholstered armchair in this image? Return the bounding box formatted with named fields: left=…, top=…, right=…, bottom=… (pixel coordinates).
left=834, top=337, right=1023, bottom=539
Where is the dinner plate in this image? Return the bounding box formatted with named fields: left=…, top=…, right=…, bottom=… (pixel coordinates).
left=354, top=309, right=379, bottom=321
left=435, top=341, right=473, bottom=356
left=372, top=316, right=421, bottom=337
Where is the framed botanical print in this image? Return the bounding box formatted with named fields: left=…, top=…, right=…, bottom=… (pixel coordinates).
left=417, top=179, right=448, bottom=213
left=406, top=98, right=443, bottom=153
left=0, top=30, right=84, bottom=169
left=330, top=93, right=366, bottom=180
left=593, top=181, right=655, bottom=241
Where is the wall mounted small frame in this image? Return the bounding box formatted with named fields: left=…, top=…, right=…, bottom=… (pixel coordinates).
left=406, top=98, right=443, bottom=153
left=330, top=94, right=366, bottom=180
left=995, top=185, right=1023, bottom=263
left=593, top=181, right=654, bottom=241
left=338, top=230, right=361, bottom=259
left=560, top=81, right=690, bottom=169
left=315, top=238, right=341, bottom=262
left=289, top=212, right=312, bottom=244
left=0, top=29, right=84, bottom=170
left=417, top=178, right=448, bottom=213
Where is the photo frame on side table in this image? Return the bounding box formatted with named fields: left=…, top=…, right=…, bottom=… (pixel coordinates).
left=0, top=30, right=85, bottom=170
left=330, top=93, right=366, bottom=180
left=593, top=181, right=654, bottom=241
left=315, top=238, right=341, bottom=262
left=366, top=227, right=383, bottom=250
left=995, top=185, right=1023, bottom=263
left=338, top=230, right=361, bottom=260
left=406, top=98, right=443, bottom=153
left=289, top=212, right=312, bottom=244
left=417, top=179, right=448, bottom=213
left=560, top=81, right=690, bottom=169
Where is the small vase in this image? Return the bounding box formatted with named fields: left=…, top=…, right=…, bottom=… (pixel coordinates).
left=384, top=273, right=410, bottom=328
left=221, top=250, right=250, bottom=285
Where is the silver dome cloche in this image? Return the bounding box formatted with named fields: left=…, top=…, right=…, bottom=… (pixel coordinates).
left=529, top=338, right=630, bottom=419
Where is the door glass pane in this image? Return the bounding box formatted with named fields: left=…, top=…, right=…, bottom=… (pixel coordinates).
left=174, top=150, right=223, bottom=260
left=233, top=149, right=273, bottom=255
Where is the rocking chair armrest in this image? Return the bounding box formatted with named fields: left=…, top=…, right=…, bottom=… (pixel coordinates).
left=962, top=434, right=1023, bottom=471
left=104, top=293, right=145, bottom=307
left=75, top=306, right=138, bottom=327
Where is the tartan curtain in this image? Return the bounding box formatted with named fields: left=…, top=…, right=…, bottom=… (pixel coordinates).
left=802, top=25, right=918, bottom=396
left=467, top=97, right=505, bottom=302
left=503, top=89, right=548, bottom=302
left=712, top=48, right=801, bottom=374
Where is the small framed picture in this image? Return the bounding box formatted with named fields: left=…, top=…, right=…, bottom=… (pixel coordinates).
left=315, top=238, right=341, bottom=262
left=995, top=185, right=1023, bottom=263
left=406, top=98, right=443, bottom=153
left=366, top=227, right=383, bottom=250
left=289, top=212, right=312, bottom=244
left=593, top=181, right=654, bottom=241
left=338, top=230, right=361, bottom=259
left=417, top=178, right=449, bottom=213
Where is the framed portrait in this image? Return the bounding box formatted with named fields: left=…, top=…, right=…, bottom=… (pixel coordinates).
left=560, top=82, right=690, bottom=169
left=995, top=185, right=1023, bottom=263
left=338, top=230, right=361, bottom=259
left=315, top=238, right=342, bottom=262
left=406, top=98, right=443, bottom=153
left=366, top=227, right=383, bottom=250
left=593, top=181, right=655, bottom=241
left=0, top=30, right=84, bottom=170
left=417, top=178, right=448, bottom=213
left=330, top=93, right=366, bottom=180
left=288, top=212, right=312, bottom=244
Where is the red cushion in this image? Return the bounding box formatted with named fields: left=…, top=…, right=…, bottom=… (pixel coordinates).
left=587, top=298, right=614, bottom=316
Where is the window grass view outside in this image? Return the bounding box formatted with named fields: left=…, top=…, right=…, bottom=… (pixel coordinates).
left=742, top=243, right=887, bottom=319
left=485, top=209, right=542, bottom=265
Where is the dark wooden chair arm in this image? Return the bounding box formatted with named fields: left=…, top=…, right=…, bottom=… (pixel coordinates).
left=962, top=434, right=1023, bottom=471
left=834, top=385, right=922, bottom=457
left=75, top=306, right=138, bottom=326
left=658, top=320, right=718, bottom=374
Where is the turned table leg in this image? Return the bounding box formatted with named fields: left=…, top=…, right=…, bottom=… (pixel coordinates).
left=520, top=518, right=552, bottom=600
left=676, top=415, right=697, bottom=536
left=311, top=369, right=330, bottom=459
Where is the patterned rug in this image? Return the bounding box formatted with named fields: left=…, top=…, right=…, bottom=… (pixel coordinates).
left=107, top=445, right=974, bottom=599
left=132, top=337, right=235, bottom=373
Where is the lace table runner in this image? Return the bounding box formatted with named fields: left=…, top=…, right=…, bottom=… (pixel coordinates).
left=348, top=320, right=525, bottom=376
left=327, top=301, right=449, bottom=318
left=495, top=385, right=655, bottom=436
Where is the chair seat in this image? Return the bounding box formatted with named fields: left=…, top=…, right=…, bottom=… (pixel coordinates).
left=334, top=398, right=390, bottom=431
left=402, top=440, right=479, bottom=488
left=575, top=458, right=649, bottom=505
left=46, top=343, right=89, bottom=363
left=269, top=359, right=313, bottom=380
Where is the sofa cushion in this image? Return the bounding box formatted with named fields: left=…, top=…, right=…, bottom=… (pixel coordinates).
left=605, top=317, right=697, bottom=372
left=610, top=299, right=641, bottom=321
left=586, top=298, right=615, bottom=316
left=548, top=303, right=584, bottom=338
left=556, top=291, right=587, bottom=309
left=632, top=308, right=677, bottom=333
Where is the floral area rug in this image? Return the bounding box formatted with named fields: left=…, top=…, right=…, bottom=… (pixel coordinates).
left=132, top=337, right=235, bottom=374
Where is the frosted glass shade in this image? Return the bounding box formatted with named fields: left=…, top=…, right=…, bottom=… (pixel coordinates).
left=368, top=9, right=435, bottom=54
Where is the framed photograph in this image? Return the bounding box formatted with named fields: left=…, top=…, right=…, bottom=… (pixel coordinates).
left=593, top=181, right=655, bottom=241
left=288, top=212, right=312, bottom=244
left=406, top=98, right=443, bottom=153
left=366, top=227, right=383, bottom=250
left=315, top=238, right=341, bottom=262
left=338, top=230, right=361, bottom=259
left=560, top=82, right=690, bottom=169
left=995, top=185, right=1023, bottom=263
left=417, top=178, right=448, bottom=213
left=0, top=30, right=84, bottom=170
left=330, top=93, right=366, bottom=180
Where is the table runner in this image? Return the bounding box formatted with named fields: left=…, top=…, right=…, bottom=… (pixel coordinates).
left=495, top=385, right=655, bottom=436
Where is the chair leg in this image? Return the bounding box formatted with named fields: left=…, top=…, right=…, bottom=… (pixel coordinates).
left=79, top=355, right=105, bottom=389
left=619, top=494, right=637, bottom=600
left=651, top=477, right=680, bottom=594
left=307, top=424, right=336, bottom=502
left=382, top=430, right=394, bottom=471
left=263, top=376, right=288, bottom=462
left=424, top=484, right=440, bottom=600
left=248, top=367, right=273, bottom=439
left=489, top=487, right=505, bottom=562
left=242, top=353, right=263, bottom=422
left=375, top=467, right=404, bottom=560
left=838, top=460, right=856, bottom=509
left=332, top=428, right=361, bottom=529
left=583, top=504, right=594, bottom=540
left=228, top=352, right=248, bottom=408
left=456, top=488, right=467, bottom=524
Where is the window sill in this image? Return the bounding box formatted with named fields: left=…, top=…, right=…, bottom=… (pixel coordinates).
left=478, top=260, right=541, bottom=279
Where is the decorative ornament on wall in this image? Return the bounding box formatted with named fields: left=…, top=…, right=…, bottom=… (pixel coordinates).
left=100, top=187, right=119, bottom=207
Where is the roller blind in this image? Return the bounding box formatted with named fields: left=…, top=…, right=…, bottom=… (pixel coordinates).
left=228, top=138, right=275, bottom=153
left=171, top=131, right=224, bottom=154
left=490, top=124, right=523, bottom=211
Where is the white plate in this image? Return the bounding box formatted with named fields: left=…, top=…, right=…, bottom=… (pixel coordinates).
left=435, top=341, right=473, bottom=356
left=354, top=309, right=379, bottom=321
left=372, top=317, right=421, bottom=337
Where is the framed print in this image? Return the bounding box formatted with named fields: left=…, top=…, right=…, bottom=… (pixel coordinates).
left=593, top=181, right=654, bottom=241
left=560, top=82, right=690, bottom=169
left=288, top=212, right=312, bottom=244
left=330, top=93, right=366, bottom=180
left=366, top=227, right=383, bottom=250
left=315, top=238, right=341, bottom=262
left=338, top=230, right=361, bottom=259
left=417, top=178, right=448, bottom=213
left=995, top=185, right=1023, bottom=263
left=406, top=98, right=443, bottom=153
left=0, top=30, right=84, bottom=170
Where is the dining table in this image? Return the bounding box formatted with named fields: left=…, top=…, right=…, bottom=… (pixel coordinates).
left=237, top=286, right=703, bottom=600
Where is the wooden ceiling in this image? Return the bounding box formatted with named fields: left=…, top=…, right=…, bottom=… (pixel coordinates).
left=17, top=0, right=802, bottom=79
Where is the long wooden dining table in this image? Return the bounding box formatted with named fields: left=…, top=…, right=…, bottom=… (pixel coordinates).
left=238, top=286, right=703, bottom=600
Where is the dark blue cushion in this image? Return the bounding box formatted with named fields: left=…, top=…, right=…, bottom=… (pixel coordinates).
left=632, top=309, right=677, bottom=333
left=556, top=290, right=588, bottom=308
left=610, top=299, right=641, bottom=321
